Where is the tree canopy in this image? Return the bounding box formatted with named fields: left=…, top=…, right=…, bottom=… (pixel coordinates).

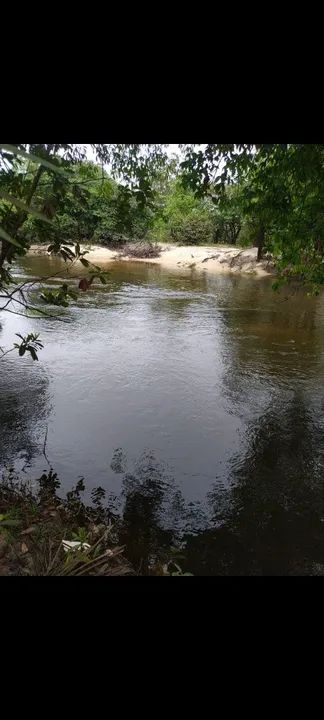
left=179, top=144, right=324, bottom=289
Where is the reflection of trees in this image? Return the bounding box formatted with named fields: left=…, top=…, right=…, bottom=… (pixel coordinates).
left=146, top=264, right=210, bottom=294
left=117, top=450, right=187, bottom=572
left=7, top=258, right=324, bottom=574
left=0, top=358, right=50, bottom=470
left=108, top=449, right=212, bottom=573
left=175, top=280, right=324, bottom=575
left=149, top=296, right=201, bottom=322
left=221, top=279, right=320, bottom=392
left=183, top=391, right=324, bottom=575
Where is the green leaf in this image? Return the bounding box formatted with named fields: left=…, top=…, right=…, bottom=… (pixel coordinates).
left=29, top=348, right=38, bottom=361
left=80, top=258, right=90, bottom=267
left=18, top=346, right=25, bottom=356
left=67, top=290, right=78, bottom=300
left=0, top=191, right=53, bottom=224
left=0, top=145, right=67, bottom=176
left=61, top=246, right=75, bottom=258
left=0, top=519, right=21, bottom=528
left=0, top=226, right=24, bottom=248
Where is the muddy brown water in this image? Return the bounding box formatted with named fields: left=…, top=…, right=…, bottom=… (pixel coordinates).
left=1, top=254, right=324, bottom=574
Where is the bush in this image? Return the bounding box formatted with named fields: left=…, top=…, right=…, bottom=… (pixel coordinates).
left=92, top=232, right=129, bottom=248
left=147, top=180, right=244, bottom=246
left=237, top=219, right=259, bottom=248
left=169, top=215, right=215, bottom=245
left=118, top=241, right=161, bottom=258
left=0, top=469, right=134, bottom=576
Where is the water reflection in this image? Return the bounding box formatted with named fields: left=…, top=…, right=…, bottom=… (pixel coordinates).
left=183, top=391, right=324, bottom=575
left=105, top=388, right=324, bottom=575
left=1, top=255, right=324, bottom=574
left=118, top=451, right=181, bottom=568
left=100, top=448, right=207, bottom=572
left=0, top=357, right=50, bottom=472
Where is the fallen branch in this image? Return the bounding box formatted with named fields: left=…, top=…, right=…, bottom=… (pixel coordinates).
left=229, top=249, right=247, bottom=267
left=201, top=254, right=220, bottom=263
left=43, top=426, right=50, bottom=466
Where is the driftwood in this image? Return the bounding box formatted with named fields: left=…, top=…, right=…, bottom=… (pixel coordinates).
left=201, top=254, right=220, bottom=263
left=229, top=249, right=248, bottom=267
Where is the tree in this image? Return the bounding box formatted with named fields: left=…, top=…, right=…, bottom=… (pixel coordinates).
left=0, top=144, right=169, bottom=265
left=20, top=161, right=156, bottom=247
left=0, top=144, right=170, bottom=359
left=179, top=144, right=324, bottom=288
left=2, top=142, right=324, bottom=360
left=147, top=170, right=243, bottom=246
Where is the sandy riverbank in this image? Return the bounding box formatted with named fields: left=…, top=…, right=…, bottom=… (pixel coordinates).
left=28, top=243, right=274, bottom=277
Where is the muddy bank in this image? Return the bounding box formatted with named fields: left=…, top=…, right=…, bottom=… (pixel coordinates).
left=28, top=243, right=275, bottom=277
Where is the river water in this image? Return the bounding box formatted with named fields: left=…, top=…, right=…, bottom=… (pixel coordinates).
left=1, top=254, right=324, bottom=574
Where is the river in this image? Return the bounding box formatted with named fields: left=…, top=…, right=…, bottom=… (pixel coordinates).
left=1, top=253, right=324, bottom=574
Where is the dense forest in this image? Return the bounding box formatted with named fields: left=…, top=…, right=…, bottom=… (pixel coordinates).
left=16, top=160, right=244, bottom=249
left=1, top=144, right=324, bottom=291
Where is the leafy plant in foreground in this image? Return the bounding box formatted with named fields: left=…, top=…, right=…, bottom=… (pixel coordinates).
left=13, top=333, right=44, bottom=361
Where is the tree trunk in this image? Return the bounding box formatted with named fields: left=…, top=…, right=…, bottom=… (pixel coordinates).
left=255, top=224, right=265, bottom=261
left=233, top=223, right=241, bottom=244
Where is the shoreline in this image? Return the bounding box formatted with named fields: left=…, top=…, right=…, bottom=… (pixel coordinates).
left=28, top=243, right=275, bottom=277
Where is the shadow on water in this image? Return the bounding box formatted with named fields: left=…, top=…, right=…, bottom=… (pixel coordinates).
left=103, top=386, right=324, bottom=575
left=0, top=358, right=50, bottom=472
left=64, top=389, right=324, bottom=575
left=2, top=255, right=324, bottom=573
left=180, top=281, right=324, bottom=574
left=183, top=391, right=324, bottom=575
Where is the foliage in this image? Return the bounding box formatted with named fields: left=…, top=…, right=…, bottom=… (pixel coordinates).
left=0, top=144, right=249, bottom=365
left=2, top=142, right=324, bottom=363
left=148, top=178, right=242, bottom=246
left=3, top=143, right=324, bottom=291
left=0, top=143, right=169, bottom=267
left=13, top=333, right=44, bottom=360
left=40, top=286, right=78, bottom=307
left=21, top=162, right=156, bottom=247
left=179, top=144, right=324, bottom=286
left=0, top=468, right=192, bottom=576
left=1, top=332, right=44, bottom=361
left=0, top=468, right=134, bottom=576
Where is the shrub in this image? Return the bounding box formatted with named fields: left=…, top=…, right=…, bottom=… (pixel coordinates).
left=0, top=470, right=134, bottom=576
left=118, top=241, right=161, bottom=258
left=169, top=215, right=215, bottom=245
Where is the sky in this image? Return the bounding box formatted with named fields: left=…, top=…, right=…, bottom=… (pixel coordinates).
left=84, top=143, right=183, bottom=166
left=83, top=144, right=209, bottom=182
left=82, top=144, right=191, bottom=184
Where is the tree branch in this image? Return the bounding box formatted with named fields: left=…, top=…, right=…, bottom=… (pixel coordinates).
left=0, top=295, right=70, bottom=321
left=0, top=346, right=15, bottom=361
left=43, top=425, right=50, bottom=465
